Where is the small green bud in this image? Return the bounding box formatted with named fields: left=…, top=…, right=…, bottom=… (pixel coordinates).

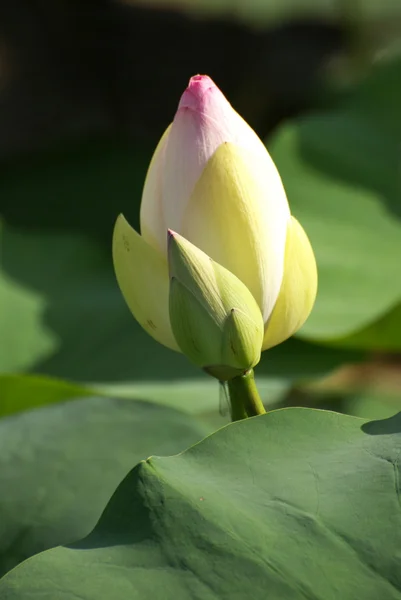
left=168, top=230, right=264, bottom=380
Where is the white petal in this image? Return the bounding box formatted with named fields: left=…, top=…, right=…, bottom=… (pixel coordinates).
left=139, top=125, right=171, bottom=253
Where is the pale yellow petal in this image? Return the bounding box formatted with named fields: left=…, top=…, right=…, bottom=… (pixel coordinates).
left=262, top=216, right=317, bottom=350
left=139, top=125, right=172, bottom=253
left=113, top=214, right=179, bottom=351
left=181, top=143, right=290, bottom=321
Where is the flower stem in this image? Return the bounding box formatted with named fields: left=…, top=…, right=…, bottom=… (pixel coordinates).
left=227, top=369, right=265, bottom=422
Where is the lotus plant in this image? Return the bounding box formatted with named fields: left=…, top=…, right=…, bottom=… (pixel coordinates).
left=113, top=74, right=317, bottom=419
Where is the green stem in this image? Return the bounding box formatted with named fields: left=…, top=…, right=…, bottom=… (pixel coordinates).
left=227, top=369, right=265, bottom=422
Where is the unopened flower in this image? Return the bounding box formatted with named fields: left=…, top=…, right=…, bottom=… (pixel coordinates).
left=113, top=74, right=317, bottom=359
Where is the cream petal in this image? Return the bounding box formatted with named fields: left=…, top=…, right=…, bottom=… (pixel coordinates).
left=262, top=216, right=318, bottom=350
left=161, top=75, right=283, bottom=242
left=113, top=214, right=179, bottom=351
left=139, top=125, right=171, bottom=253
left=181, top=143, right=290, bottom=322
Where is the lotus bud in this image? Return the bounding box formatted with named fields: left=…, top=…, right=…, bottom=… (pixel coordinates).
left=168, top=230, right=264, bottom=380
left=112, top=74, right=317, bottom=359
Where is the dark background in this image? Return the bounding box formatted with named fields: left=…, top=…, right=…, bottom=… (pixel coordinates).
left=0, top=1, right=343, bottom=235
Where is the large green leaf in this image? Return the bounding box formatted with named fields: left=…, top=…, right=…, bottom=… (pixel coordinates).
left=269, top=63, right=401, bottom=346
left=0, top=384, right=208, bottom=577
left=2, top=409, right=401, bottom=599
left=0, top=374, right=93, bottom=418
left=0, top=266, right=55, bottom=373
left=338, top=57, right=401, bottom=135
left=326, top=303, right=401, bottom=351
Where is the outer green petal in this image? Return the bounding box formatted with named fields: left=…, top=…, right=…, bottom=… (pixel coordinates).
left=169, top=278, right=222, bottom=367
left=139, top=125, right=172, bottom=253
left=181, top=143, right=290, bottom=322
left=221, top=308, right=263, bottom=371
left=262, top=216, right=317, bottom=350
left=113, top=214, right=179, bottom=351
left=168, top=231, right=264, bottom=379
left=168, top=231, right=265, bottom=331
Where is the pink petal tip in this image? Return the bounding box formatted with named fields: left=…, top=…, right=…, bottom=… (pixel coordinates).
left=178, top=74, right=217, bottom=111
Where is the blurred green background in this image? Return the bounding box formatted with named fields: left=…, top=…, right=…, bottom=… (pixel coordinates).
left=1, top=0, right=401, bottom=422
